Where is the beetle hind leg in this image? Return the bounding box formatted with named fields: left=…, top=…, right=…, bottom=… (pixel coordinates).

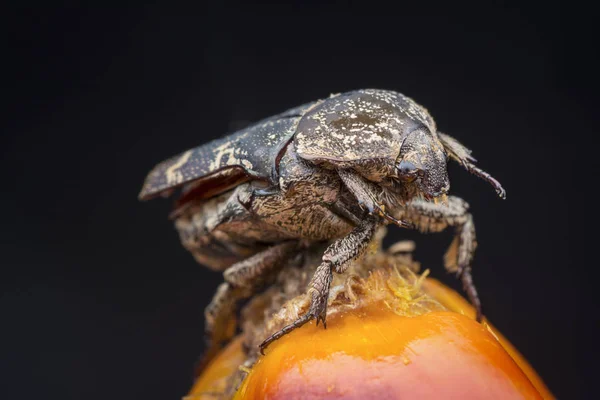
left=196, top=241, right=300, bottom=374
left=197, top=281, right=241, bottom=374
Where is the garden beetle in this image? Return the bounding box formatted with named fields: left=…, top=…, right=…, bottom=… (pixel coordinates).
left=139, top=89, right=505, bottom=359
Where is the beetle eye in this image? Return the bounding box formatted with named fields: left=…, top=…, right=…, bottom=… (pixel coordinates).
left=398, top=160, right=421, bottom=182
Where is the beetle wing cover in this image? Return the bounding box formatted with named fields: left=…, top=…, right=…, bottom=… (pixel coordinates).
left=138, top=102, right=316, bottom=201
left=295, top=89, right=436, bottom=164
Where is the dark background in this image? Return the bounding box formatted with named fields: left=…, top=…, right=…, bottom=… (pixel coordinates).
left=2, top=2, right=597, bottom=399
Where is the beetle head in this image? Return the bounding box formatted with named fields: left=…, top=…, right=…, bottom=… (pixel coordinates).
left=396, top=128, right=449, bottom=200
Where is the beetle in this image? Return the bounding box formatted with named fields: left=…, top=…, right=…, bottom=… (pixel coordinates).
left=139, top=89, right=505, bottom=358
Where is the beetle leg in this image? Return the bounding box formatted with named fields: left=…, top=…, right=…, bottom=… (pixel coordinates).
left=329, top=199, right=362, bottom=226
left=222, top=241, right=299, bottom=288
left=448, top=214, right=480, bottom=320
left=338, top=169, right=413, bottom=229
left=438, top=132, right=506, bottom=199
left=198, top=241, right=299, bottom=373
left=402, top=197, right=483, bottom=321
left=259, top=215, right=378, bottom=353
left=197, top=282, right=240, bottom=375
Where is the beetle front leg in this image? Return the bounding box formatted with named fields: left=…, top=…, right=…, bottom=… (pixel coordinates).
left=259, top=215, right=378, bottom=353
left=337, top=169, right=413, bottom=229
left=443, top=213, right=480, bottom=321
left=403, top=197, right=483, bottom=321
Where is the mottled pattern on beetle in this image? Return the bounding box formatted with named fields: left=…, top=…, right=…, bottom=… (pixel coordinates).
left=223, top=242, right=299, bottom=288
left=140, top=88, right=506, bottom=363
left=321, top=217, right=378, bottom=273
left=174, top=156, right=354, bottom=272
left=249, top=149, right=354, bottom=240
left=442, top=213, right=477, bottom=275
left=399, top=129, right=450, bottom=195
left=140, top=98, right=324, bottom=201
left=330, top=158, right=397, bottom=184
left=295, top=89, right=437, bottom=183
left=398, top=196, right=470, bottom=233
left=175, top=190, right=258, bottom=270
left=174, top=185, right=291, bottom=271
left=361, top=89, right=436, bottom=131
left=139, top=116, right=302, bottom=200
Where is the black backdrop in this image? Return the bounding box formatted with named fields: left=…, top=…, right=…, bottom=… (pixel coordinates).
left=2, top=3, right=597, bottom=399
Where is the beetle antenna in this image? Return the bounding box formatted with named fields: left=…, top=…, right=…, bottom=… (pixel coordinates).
left=462, top=162, right=506, bottom=199
left=437, top=132, right=506, bottom=199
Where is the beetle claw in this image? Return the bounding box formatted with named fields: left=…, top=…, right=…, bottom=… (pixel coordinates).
left=496, top=186, right=507, bottom=199
left=315, top=310, right=328, bottom=329
left=310, top=289, right=329, bottom=329
left=259, top=288, right=329, bottom=353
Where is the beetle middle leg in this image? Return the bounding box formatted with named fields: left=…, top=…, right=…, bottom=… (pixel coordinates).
left=259, top=215, right=378, bottom=353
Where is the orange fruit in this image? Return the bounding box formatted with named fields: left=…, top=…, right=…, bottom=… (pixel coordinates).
left=187, top=261, right=552, bottom=399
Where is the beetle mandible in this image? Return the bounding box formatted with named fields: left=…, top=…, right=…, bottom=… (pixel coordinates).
left=139, top=89, right=505, bottom=356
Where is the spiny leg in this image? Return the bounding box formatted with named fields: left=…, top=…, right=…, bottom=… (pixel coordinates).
left=223, top=241, right=299, bottom=288
left=256, top=262, right=332, bottom=355
left=198, top=241, right=299, bottom=372
left=259, top=216, right=378, bottom=353
left=403, top=197, right=483, bottom=321
left=442, top=212, right=481, bottom=320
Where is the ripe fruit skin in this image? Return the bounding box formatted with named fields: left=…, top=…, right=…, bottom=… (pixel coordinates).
left=188, top=277, right=553, bottom=400
left=234, top=306, right=542, bottom=400
left=422, top=278, right=553, bottom=399
left=185, top=336, right=246, bottom=400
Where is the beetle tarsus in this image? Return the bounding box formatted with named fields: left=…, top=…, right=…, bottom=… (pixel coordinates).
left=259, top=311, right=314, bottom=355
left=259, top=280, right=331, bottom=354
left=308, top=267, right=332, bottom=328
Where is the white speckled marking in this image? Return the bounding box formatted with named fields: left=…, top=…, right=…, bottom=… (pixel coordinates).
left=166, top=150, right=193, bottom=185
